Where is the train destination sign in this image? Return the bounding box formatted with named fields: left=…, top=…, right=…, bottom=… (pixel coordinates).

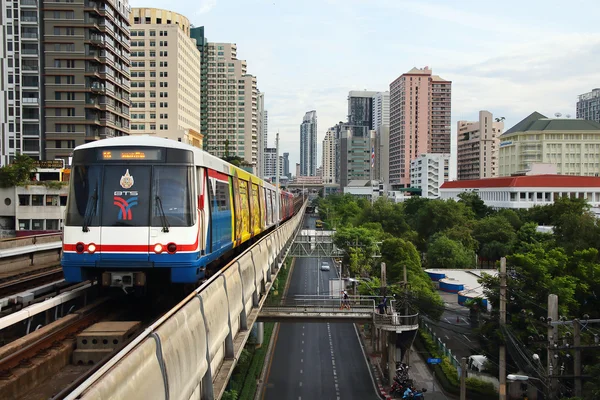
left=99, top=149, right=162, bottom=161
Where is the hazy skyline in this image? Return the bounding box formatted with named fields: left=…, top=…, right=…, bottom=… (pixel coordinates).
left=130, top=0, right=600, bottom=175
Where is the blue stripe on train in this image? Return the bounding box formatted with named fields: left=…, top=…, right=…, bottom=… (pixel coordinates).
left=61, top=242, right=234, bottom=283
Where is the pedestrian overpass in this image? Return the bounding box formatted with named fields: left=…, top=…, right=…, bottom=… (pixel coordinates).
left=259, top=295, right=419, bottom=331
left=288, top=229, right=381, bottom=258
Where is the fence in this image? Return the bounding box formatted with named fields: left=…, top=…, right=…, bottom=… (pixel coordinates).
left=420, top=319, right=460, bottom=368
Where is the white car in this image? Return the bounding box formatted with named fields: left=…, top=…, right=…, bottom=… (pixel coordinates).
left=320, top=261, right=330, bottom=271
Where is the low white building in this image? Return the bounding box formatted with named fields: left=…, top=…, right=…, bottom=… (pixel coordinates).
left=0, top=184, right=69, bottom=236
left=440, top=174, right=600, bottom=211
left=410, top=153, right=450, bottom=199
left=343, top=180, right=383, bottom=201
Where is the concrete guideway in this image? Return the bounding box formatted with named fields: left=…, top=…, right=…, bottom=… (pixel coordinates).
left=63, top=202, right=307, bottom=400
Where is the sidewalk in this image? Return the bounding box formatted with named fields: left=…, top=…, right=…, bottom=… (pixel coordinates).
left=358, top=325, right=455, bottom=400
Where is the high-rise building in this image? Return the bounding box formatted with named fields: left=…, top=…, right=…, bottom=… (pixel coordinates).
left=295, top=162, right=300, bottom=179
left=130, top=8, right=202, bottom=147
left=457, top=111, right=503, bottom=180
left=372, top=91, right=390, bottom=131
left=257, top=91, right=266, bottom=178
left=263, top=147, right=282, bottom=180
left=300, top=110, right=317, bottom=176
left=42, top=0, right=131, bottom=163
left=348, top=91, right=378, bottom=128
left=499, top=111, right=600, bottom=176
left=282, top=152, right=290, bottom=178
left=375, top=125, right=390, bottom=187
left=322, top=128, right=336, bottom=184
left=576, top=88, right=600, bottom=123
left=410, top=153, right=450, bottom=198
left=1, top=0, right=43, bottom=165
left=339, top=127, right=376, bottom=188
left=205, top=43, right=258, bottom=169
left=189, top=26, right=208, bottom=147
left=389, top=66, right=451, bottom=187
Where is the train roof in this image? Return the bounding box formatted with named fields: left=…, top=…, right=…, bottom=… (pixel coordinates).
left=74, top=136, right=282, bottom=192
left=74, top=135, right=195, bottom=151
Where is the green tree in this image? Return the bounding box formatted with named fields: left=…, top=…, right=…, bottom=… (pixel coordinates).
left=427, top=234, right=475, bottom=269
left=333, top=226, right=380, bottom=277
left=457, top=191, right=491, bottom=219
left=553, top=212, right=600, bottom=254
left=0, top=154, right=37, bottom=188
left=472, top=216, right=517, bottom=266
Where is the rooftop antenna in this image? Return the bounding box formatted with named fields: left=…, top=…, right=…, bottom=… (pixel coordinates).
left=555, top=112, right=562, bottom=118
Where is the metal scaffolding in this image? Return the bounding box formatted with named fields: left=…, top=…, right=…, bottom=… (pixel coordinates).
left=288, top=229, right=345, bottom=258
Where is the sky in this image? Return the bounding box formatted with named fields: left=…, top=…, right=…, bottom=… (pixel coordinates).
left=130, top=0, right=600, bottom=176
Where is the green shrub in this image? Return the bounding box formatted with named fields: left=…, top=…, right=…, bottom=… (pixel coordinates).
left=466, top=377, right=497, bottom=396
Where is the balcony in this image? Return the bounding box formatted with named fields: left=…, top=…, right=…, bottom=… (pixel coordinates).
left=88, top=83, right=106, bottom=93
left=21, top=32, right=38, bottom=40
left=21, top=0, right=37, bottom=7
left=22, top=97, right=39, bottom=105
left=21, top=16, right=38, bottom=23
left=21, top=48, right=38, bottom=56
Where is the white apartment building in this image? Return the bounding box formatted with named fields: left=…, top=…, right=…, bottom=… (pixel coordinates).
left=257, top=91, right=265, bottom=177
left=457, top=111, right=504, bottom=180
left=372, top=91, right=390, bottom=131
left=440, top=175, right=600, bottom=213
left=322, top=128, right=336, bottom=184
left=263, top=147, right=283, bottom=180
left=1, top=0, right=43, bottom=165
left=499, top=112, right=600, bottom=177
left=375, top=125, right=390, bottom=189
left=206, top=43, right=258, bottom=169
left=410, top=153, right=450, bottom=199
left=129, top=8, right=202, bottom=146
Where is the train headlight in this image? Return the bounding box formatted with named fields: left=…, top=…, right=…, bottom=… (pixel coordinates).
left=88, top=243, right=97, bottom=254
left=154, top=243, right=163, bottom=253
left=76, top=242, right=85, bottom=253
left=167, top=243, right=177, bottom=254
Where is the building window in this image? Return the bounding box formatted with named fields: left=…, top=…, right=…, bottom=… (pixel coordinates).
left=19, top=220, right=31, bottom=230
left=32, top=219, right=44, bottom=230
left=31, top=195, right=44, bottom=206
left=18, top=195, right=30, bottom=206
left=46, top=219, right=60, bottom=230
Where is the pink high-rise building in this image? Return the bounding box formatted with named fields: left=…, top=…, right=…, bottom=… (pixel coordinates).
left=389, top=67, right=452, bottom=187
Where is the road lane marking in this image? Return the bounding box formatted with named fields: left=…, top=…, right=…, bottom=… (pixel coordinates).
left=327, top=323, right=341, bottom=398
left=300, top=369, right=303, bottom=374
left=299, top=382, right=302, bottom=387
left=463, top=334, right=472, bottom=342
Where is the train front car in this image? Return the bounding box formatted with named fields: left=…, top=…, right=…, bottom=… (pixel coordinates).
left=61, top=137, right=202, bottom=291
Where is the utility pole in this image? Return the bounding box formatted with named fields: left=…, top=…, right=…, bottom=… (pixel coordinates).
left=460, top=357, right=467, bottom=400
left=548, top=294, right=558, bottom=398
left=380, top=261, right=387, bottom=298
left=574, top=318, right=582, bottom=397
left=275, top=132, right=280, bottom=228
left=499, top=257, right=507, bottom=400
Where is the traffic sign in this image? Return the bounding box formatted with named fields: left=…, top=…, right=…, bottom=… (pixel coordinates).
left=427, top=358, right=441, bottom=364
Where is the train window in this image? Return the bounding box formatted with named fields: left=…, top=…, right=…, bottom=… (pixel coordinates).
left=151, top=166, right=194, bottom=227
left=101, top=166, right=151, bottom=227
left=215, top=180, right=231, bottom=212
left=66, top=165, right=103, bottom=226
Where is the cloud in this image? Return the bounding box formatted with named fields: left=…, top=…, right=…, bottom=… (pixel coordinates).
left=196, top=0, right=216, bottom=14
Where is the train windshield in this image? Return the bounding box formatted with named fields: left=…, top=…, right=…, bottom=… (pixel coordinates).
left=66, top=164, right=194, bottom=228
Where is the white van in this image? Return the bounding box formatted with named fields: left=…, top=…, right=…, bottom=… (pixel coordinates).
left=468, top=355, right=488, bottom=372
left=320, top=261, right=330, bottom=271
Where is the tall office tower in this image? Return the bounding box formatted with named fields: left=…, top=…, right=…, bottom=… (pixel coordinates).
left=299, top=110, right=317, bottom=176
left=372, top=91, right=390, bottom=131
left=576, top=88, right=600, bottom=123
left=389, top=66, right=451, bottom=187
left=339, top=127, right=376, bottom=188
left=206, top=42, right=258, bottom=168
left=189, top=26, right=208, bottom=147
left=457, top=110, right=503, bottom=180
left=282, top=152, right=290, bottom=178
left=375, top=125, right=390, bottom=185
left=322, top=128, right=336, bottom=184
left=130, top=8, right=202, bottom=147
left=42, top=0, right=131, bottom=163
left=0, top=0, right=43, bottom=165
left=348, top=90, right=378, bottom=128
left=257, top=91, right=266, bottom=178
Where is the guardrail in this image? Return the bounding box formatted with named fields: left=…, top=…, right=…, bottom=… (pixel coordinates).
left=65, top=201, right=307, bottom=400
left=272, top=295, right=377, bottom=311
left=0, top=234, right=62, bottom=276
left=373, top=313, right=419, bottom=328
left=0, top=233, right=62, bottom=250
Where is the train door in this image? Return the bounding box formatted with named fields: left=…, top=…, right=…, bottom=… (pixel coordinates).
left=99, top=166, right=151, bottom=262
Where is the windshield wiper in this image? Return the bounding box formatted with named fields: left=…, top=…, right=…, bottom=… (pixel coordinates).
left=82, top=189, right=98, bottom=232
left=155, top=195, right=170, bottom=233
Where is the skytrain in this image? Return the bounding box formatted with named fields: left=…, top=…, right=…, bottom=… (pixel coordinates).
left=61, top=136, right=295, bottom=291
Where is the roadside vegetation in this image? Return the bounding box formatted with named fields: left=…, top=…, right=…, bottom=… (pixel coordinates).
left=317, top=193, right=600, bottom=399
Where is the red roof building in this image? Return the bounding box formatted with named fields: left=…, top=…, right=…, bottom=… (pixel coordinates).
left=440, top=174, right=600, bottom=210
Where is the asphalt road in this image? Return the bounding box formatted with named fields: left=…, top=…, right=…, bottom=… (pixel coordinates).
left=263, top=218, right=379, bottom=400
left=425, top=290, right=480, bottom=360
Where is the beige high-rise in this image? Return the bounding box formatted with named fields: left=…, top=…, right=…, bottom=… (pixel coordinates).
left=322, top=128, right=336, bottom=184
left=129, top=8, right=202, bottom=146
left=389, top=67, right=451, bottom=187
left=457, top=111, right=503, bottom=180
left=206, top=43, right=258, bottom=169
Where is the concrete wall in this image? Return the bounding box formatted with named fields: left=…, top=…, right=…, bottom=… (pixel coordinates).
left=70, top=202, right=305, bottom=400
